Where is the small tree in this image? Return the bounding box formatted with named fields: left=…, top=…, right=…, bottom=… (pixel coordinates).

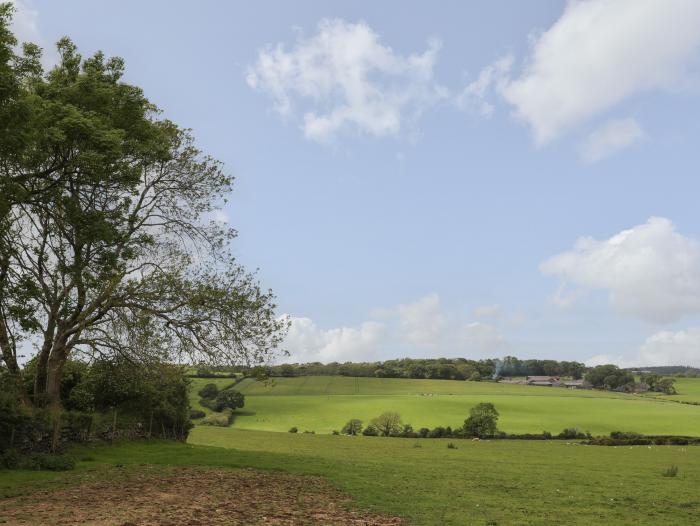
left=198, top=383, right=219, bottom=400
left=341, top=418, right=363, bottom=436
left=463, top=402, right=499, bottom=437
left=212, top=389, right=245, bottom=412
left=370, top=412, right=402, bottom=437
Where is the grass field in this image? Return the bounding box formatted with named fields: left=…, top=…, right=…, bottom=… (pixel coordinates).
left=641, top=377, right=700, bottom=404
left=192, top=376, right=700, bottom=436
left=4, top=431, right=700, bottom=525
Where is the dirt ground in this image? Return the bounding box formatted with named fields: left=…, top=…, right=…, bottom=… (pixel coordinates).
left=0, top=467, right=404, bottom=525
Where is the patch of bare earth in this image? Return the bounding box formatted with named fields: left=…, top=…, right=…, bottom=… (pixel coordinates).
left=0, top=467, right=404, bottom=525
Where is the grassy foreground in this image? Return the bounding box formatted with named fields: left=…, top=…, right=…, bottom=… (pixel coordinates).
left=4, top=430, right=699, bottom=525
left=191, top=376, right=700, bottom=436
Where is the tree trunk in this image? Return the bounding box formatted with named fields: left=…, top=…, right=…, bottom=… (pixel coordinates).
left=46, top=347, right=67, bottom=451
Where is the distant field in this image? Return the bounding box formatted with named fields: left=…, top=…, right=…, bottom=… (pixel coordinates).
left=213, top=376, right=700, bottom=436
left=642, top=377, right=700, bottom=404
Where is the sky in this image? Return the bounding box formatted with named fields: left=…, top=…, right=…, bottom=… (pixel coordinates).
left=9, top=0, right=700, bottom=367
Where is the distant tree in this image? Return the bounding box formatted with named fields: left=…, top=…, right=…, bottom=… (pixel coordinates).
left=362, top=425, right=379, bottom=436
left=341, top=418, right=363, bottom=436
left=463, top=402, right=499, bottom=437
left=585, top=365, right=634, bottom=391
left=212, top=389, right=245, bottom=412
left=198, top=383, right=219, bottom=400
left=655, top=377, right=677, bottom=395
left=469, top=372, right=482, bottom=382
left=370, top=412, right=402, bottom=436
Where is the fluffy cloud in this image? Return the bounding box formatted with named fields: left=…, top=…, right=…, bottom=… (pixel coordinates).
left=282, top=316, right=385, bottom=363
left=396, top=293, right=448, bottom=348
left=465, top=0, right=700, bottom=146
left=246, top=18, right=446, bottom=142
left=638, top=328, right=700, bottom=367
left=541, top=217, right=700, bottom=323
left=580, top=118, right=646, bottom=163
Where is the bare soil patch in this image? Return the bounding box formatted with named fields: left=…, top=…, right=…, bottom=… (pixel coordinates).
left=0, top=467, right=404, bottom=525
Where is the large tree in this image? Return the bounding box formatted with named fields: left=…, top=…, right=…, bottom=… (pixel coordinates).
left=0, top=5, right=287, bottom=444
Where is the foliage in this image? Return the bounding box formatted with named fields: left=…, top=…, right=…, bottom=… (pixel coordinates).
left=21, top=452, right=76, bottom=471
left=200, top=389, right=245, bottom=413
left=198, top=383, right=219, bottom=400
left=189, top=410, right=206, bottom=420
left=640, top=374, right=677, bottom=394
left=0, top=9, right=287, bottom=426
left=369, top=412, right=402, bottom=437
left=288, top=427, right=298, bottom=433
left=200, top=409, right=233, bottom=427
left=261, top=356, right=587, bottom=382
left=558, top=428, right=590, bottom=440
left=362, top=425, right=379, bottom=436
left=341, top=419, right=363, bottom=435
left=446, top=442, right=457, bottom=449
left=585, top=365, right=635, bottom=391
left=463, top=403, right=499, bottom=437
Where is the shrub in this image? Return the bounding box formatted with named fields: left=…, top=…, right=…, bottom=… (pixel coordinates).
left=362, top=425, right=379, bottom=436
left=610, top=431, right=643, bottom=440
left=198, top=383, right=219, bottom=399
left=662, top=465, right=678, bottom=478
left=212, top=389, right=245, bottom=412
left=0, top=449, right=21, bottom=469
left=429, top=426, right=447, bottom=438
left=288, top=427, right=298, bottom=433
left=341, top=419, right=363, bottom=436
left=369, top=412, right=402, bottom=437
left=24, top=453, right=76, bottom=471
left=332, top=430, right=339, bottom=435
left=558, top=428, right=588, bottom=440
left=303, top=430, right=315, bottom=434
left=418, top=427, right=430, bottom=438
left=189, top=410, right=206, bottom=420
left=463, top=403, right=499, bottom=438
left=446, top=442, right=457, bottom=449
left=200, top=409, right=233, bottom=427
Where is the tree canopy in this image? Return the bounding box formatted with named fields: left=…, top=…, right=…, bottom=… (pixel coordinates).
left=0, top=5, right=287, bottom=436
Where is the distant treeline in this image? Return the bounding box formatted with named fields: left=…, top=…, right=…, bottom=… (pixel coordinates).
left=257, top=356, right=587, bottom=381
left=625, top=366, right=700, bottom=377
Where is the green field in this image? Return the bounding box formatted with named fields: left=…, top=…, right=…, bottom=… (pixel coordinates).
left=641, top=377, right=700, bottom=404
left=6, top=430, right=699, bottom=525
left=192, top=376, right=700, bottom=436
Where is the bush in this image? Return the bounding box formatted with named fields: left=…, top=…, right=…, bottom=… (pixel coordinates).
left=303, top=430, right=315, bottom=434
left=418, top=427, right=430, bottom=438
left=23, top=453, right=76, bottom=471
left=341, top=418, right=363, bottom=436
left=0, top=449, right=21, bottom=469
left=362, top=425, right=379, bottom=436
left=463, top=403, right=499, bottom=438
left=189, top=410, right=206, bottom=420
left=662, top=465, right=678, bottom=478
left=198, top=383, right=219, bottom=399
left=212, top=389, right=245, bottom=412
left=446, top=442, right=457, bottom=449
left=332, top=430, right=339, bottom=435
left=610, top=431, right=643, bottom=440
left=200, top=409, right=233, bottom=427
left=558, top=428, right=589, bottom=440
left=288, top=427, right=298, bottom=433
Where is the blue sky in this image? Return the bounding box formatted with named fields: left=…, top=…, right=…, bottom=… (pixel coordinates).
left=11, top=0, right=700, bottom=366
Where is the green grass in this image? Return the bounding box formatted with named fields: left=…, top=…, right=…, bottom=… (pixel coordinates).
left=7, top=430, right=700, bottom=525
left=226, top=376, right=700, bottom=436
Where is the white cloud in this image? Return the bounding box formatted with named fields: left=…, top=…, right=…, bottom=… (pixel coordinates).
left=474, top=304, right=500, bottom=319
left=541, top=217, right=700, bottom=323
left=282, top=316, right=385, bottom=363
left=396, top=293, right=448, bottom=347
left=466, top=0, right=700, bottom=145
left=639, top=328, right=700, bottom=367
left=462, top=322, right=505, bottom=354
left=457, top=55, right=512, bottom=117
left=580, top=118, right=645, bottom=163
left=246, top=18, right=446, bottom=142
